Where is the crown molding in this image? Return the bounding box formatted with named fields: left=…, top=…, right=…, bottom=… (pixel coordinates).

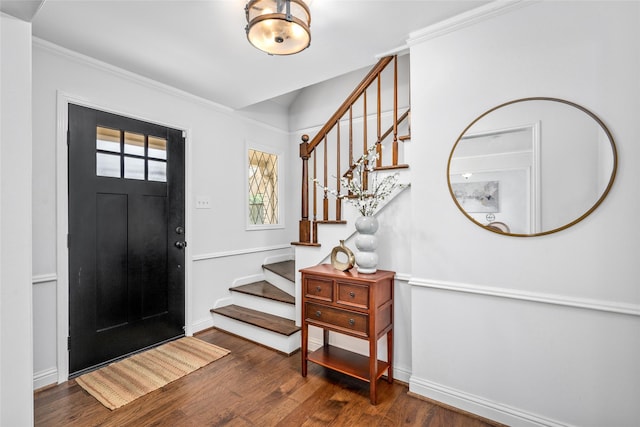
left=32, top=37, right=234, bottom=113
left=32, top=37, right=294, bottom=135
left=407, top=0, right=535, bottom=47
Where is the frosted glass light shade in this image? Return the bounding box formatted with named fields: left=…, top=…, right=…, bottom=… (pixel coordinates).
left=245, top=0, right=311, bottom=55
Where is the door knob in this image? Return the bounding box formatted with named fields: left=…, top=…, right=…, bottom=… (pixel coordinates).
left=174, top=241, right=187, bottom=249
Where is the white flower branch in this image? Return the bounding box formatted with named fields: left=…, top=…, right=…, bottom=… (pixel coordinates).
left=312, top=143, right=408, bottom=216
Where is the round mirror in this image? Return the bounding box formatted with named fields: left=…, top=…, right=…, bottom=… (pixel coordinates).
left=447, top=97, right=617, bottom=237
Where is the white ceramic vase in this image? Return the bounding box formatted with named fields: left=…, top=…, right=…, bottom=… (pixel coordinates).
left=354, top=215, right=379, bottom=274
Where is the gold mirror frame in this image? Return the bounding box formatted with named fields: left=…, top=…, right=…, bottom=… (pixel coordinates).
left=447, top=97, right=617, bottom=237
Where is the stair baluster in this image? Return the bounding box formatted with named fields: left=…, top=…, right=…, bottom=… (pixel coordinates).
left=293, top=55, right=410, bottom=245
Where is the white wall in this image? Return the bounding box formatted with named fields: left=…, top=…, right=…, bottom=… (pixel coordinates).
left=26, top=3, right=640, bottom=426
left=1, top=13, right=34, bottom=426
left=408, top=2, right=639, bottom=426
left=31, top=40, right=296, bottom=387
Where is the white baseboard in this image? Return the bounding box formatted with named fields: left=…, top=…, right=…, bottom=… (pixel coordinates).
left=392, top=365, right=412, bottom=385
left=212, top=296, right=233, bottom=309
left=190, top=297, right=233, bottom=334
left=34, top=367, right=58, bottom=390
left=191, top=316, right=215, bottom=334
left=409, top=376, right=567, bottom=427
left=231, top=273, right=265, bottom=287
left=262, top=252, right=293, bottom=265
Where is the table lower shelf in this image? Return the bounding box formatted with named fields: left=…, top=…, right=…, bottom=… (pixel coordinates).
left=306, top=345, right=389, bottom=383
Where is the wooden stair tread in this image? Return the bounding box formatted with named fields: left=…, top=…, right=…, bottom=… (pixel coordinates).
left=230, top=281, right=294, bottom=304
left=211, top=305, right=300, bottom=336
left=374, top=164, right=409, bottom=171
left=262, top=260, right=295, bottom=282
left=291, top=241, right=321, bottom=247
left=315, top=220, right=347, bottom=225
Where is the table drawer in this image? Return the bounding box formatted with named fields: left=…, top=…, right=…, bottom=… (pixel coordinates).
left=305, top=302, right=368, bottom=337
left=337, top=282, right=369, bottom=309
left=304, top=277, right=333, bottom=302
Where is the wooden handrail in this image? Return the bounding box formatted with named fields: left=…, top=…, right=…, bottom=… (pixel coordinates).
left=307, top=56, right=394, bottom=153
left=294, top=55, right=409, bottom=245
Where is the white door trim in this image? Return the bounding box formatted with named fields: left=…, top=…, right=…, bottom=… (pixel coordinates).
left=55, top=91, right=193, bottom=383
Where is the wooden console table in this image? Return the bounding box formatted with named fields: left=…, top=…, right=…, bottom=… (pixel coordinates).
left=300, top=264, right=394, bottom=404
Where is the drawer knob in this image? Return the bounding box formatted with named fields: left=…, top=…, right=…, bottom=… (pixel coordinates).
left=348, top=318, right=355, bottom=326
left=315, top=311, right=322, bottom=317
left=316, top=286, right=322, bottom=292
left=349, top=291, right=356, bottom=298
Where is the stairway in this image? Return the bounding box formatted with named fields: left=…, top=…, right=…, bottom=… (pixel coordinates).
left=210, top=260, right=300, bottom=355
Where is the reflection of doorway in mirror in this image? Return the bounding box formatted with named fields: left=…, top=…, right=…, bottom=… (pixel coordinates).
left=449, top=123, right=541, bottom=234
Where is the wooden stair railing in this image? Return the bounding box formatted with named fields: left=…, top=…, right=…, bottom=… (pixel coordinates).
left=294, top=55, right=411, bottom=246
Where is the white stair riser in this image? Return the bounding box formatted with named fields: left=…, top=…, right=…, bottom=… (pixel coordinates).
left=213, top=314, right=300, bottom=355
left=263, top=270, right=295, bottom=295
left=232, top=292, right=295, bottom=321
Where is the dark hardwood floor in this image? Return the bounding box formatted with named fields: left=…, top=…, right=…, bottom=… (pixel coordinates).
left=35, top=329, right=502, bottom=426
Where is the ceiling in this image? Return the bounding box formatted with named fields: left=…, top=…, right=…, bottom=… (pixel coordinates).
left=4, top=0, right=490, bottom=110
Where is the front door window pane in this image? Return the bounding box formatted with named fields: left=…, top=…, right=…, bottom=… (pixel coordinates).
left=148, top=136, right=167, bottom=160
left=97, top=153, right=121, bottom=178
left=124, top=157, right=145, bottom=180
left=96, top=126, right=120, bottom=153
left=148, top=160, right=167, bottom=182
left=124, top=132, right=145, bottom=156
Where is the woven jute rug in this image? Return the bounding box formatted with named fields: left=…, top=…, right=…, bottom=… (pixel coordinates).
left=75, top=336, right=230, bottom=410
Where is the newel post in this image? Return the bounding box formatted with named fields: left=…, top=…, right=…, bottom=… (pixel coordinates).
left=299, top=135, right=311, bottom=243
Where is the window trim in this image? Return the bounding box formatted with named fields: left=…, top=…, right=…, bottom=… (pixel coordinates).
left=245, top=140, right=285, bottom=231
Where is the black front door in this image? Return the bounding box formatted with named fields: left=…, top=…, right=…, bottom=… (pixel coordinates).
left=68, top=104, right=186, bottom=376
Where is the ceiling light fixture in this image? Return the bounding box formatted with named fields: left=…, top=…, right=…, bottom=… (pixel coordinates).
left=245, top=0, right=311, bottom=55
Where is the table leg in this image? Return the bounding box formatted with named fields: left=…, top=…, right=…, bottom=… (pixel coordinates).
left=369, top=335, right=378, bottom=405
left=301, top=322, right=308, bottom=377
left=387, top=329, right=393, bottom=383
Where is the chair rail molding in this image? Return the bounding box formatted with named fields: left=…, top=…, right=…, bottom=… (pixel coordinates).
left=32, top=273, right=57, bottom=285
left=409, top=277, right=640, bottom=317
left=192, top=243, right=293, bottom=262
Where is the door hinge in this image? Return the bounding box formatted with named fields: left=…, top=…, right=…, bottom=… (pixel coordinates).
left=67, top=234, right=69, bottom=248
left=67, top=336, right=71, bottom=350
left=67, top=129, right=70, bottom=146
